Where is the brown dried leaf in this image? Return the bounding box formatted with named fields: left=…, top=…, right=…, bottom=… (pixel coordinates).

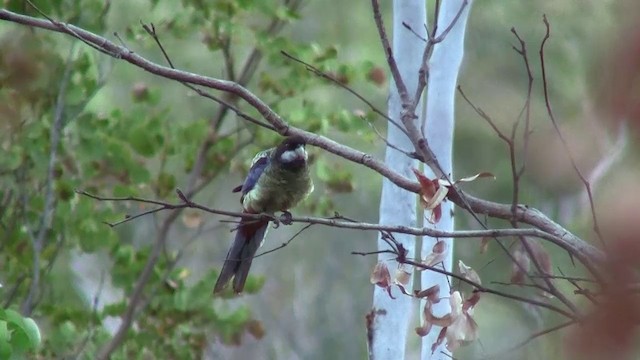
left=396, top=283, right=411, bottom=296
left=480, top=236, right=491, bottom=254
left=463, top=291, right=481, bottom=312
left=433, top=241, right=447, bottom=254
left=511, top=244, right=530, bottom=284
left=413, top=168, right=438, bottom=199
left=417, top=298, right=454, bottom=338
left=414, top=284, right=441, bottom=303
left=182, top=210, right=203, bottom=229
left=446, top=312, right=479, bottom=352
left=421, top=185, right=448, bottom=211
left=445, top=291, right=479, bottom=352
left=458, top=260, right=481, bottom=286
left=371, top=262, right=396, bottom=299
left=427, top=205, right=442, bottom=224
left=245, top=319, right=266, bottom=340
left=422, top=242, right=448, bottom=268
left=394, top=264, right=412, bottom=286
left=524, top=237, right=552, bottom=276
left=416, top=325, right=431, bottom=337
left=413, top=169, right=447, bottom=224
left=429, top=312, right=454, bottom=328
left=367, top=66, right=387, bottom=87
left=422, top=252, right=444, bottom=268
left=416, top=301, right=434, bottom=337
left=370, top=261, right=391, bottom=289
left=452, top=172, right=496, bottom=184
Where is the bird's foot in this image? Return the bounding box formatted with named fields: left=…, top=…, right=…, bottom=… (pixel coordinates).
left=280, top=210, right=293, bottom=225
left=262, top=213, right=280, bottom=228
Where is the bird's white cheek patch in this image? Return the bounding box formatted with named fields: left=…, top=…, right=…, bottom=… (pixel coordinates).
left=296, top=147, right=308, bottom=161
left=280, top=148, right=306, bottom=163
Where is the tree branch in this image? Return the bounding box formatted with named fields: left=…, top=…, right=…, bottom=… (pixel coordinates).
left=21, top=41, right=76, bottom=316
left=77, top=190, right=593, bottom=257
left=539, top=15, right=604, bottom=247
left=0, top=7, right=604, bottom=286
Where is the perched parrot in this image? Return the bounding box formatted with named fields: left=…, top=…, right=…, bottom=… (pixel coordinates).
left=213, top=135, right=314, bottom=294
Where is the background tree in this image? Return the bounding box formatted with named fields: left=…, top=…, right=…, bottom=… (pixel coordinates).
left=0, top=0, right=637, bottom=359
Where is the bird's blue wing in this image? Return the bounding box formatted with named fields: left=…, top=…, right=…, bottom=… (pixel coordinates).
left=240, top=152, right=270, bottom=196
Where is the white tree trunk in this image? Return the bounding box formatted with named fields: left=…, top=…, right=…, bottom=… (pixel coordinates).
left=421, top=1, right=473, bottom=358
left=370, top=1, right=426, bottom=359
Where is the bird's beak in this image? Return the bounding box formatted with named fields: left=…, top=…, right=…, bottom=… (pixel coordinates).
left=294, top=146, right=308, bottom=161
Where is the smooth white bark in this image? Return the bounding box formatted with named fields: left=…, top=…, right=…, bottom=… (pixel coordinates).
left=421, top=1, right=473, bottom=358
left=370, top=1, right=426, bottom=359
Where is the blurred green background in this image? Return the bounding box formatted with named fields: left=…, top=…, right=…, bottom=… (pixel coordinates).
left=0, top=0, right=631, bottom=359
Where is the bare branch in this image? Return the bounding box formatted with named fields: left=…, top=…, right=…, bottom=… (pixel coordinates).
left=254, top=224, right=314, bottom=259
left=539, top=15, right=605, bottom=246
left=510, top=27, right=534, bottom=180
left=500, top=320, right=576, bottom=356
left=96, top=214, right=177, bottom=360
left=403, top=259, right=577, bottom=319
left=0, top=8, right=605, bottom=279
left=401, top=21, right=427, bottom=43
left=280, top=51, right=411, bottom=140
left=431, top=0, right=469, bottom=43
left=140, top=22, right=273, bottom=132
left=358, top=115, right=418, bottom=159
left=21, top=42, right=76, bottom=316
left=371, top=0, right=410, bottom=104
left=77, top=189, right=594, bottom=259
left=72, top=271, right=106, bottom=359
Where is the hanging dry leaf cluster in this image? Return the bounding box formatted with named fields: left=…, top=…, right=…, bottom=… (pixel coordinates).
left=412, top=169, right=495, bottom=223
left=370, top=238, right=482, bottom=352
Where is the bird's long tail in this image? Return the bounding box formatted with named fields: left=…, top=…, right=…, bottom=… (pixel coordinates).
left=213, top=216, right=269, bottom=294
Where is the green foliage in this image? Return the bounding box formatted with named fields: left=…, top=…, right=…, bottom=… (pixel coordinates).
left=0, top=308, right=41, bottom=358
left=1, top=0, right=612, bottom=358
left=0, top=0, right=379, bottom=358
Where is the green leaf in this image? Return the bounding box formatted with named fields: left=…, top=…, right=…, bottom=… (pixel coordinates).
left=0, top=321, right=10, bottom=359
left=21, top=318, right=41, bottom=350
left=156, top=172, right=176, bottom=198
left=128, top=126, right=158, bottom=157
left=173, top=290, right=189, bottom=312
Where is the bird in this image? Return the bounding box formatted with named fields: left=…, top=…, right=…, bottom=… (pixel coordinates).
left=213, top=135, right=314, bottom=294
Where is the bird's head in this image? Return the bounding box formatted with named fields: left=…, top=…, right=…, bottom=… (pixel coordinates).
left=274, top=135, right=308, bottom=169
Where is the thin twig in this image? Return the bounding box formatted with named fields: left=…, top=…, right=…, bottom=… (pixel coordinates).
left=140, top=22, right=273, bottom=132
left=539, top=15, right=605, bottom=247
left=371, top=0, right=410, bottom=104
left=401, top=21, right=427, bottom=42
left=254, top=224, right=313, bottom=259
left=72, top=271, right=106, bottom=359
left=403, top=259, right=576, bottom=319
left=21, top=42, right=76, bottom=316
left=358, top=115, right=417, bottom=159
left=510, top=27, right=533, bottom=180
left=0, top=7, right=605, bottom=274
left=280, top=51, right=410, bottom=139
left=76, top=189, right=589, bottom=257
left=497, top=319, right=576, bottom=357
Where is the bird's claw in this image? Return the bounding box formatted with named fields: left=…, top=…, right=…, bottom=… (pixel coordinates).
left=266, top=213, right=281, bottom=229
left=280, top=210, right=293, bottom=225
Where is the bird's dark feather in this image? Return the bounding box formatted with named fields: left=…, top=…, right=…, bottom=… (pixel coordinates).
left=213, top=215, right=269, bottom=294
left=239, top=155, right=269, bottom=197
